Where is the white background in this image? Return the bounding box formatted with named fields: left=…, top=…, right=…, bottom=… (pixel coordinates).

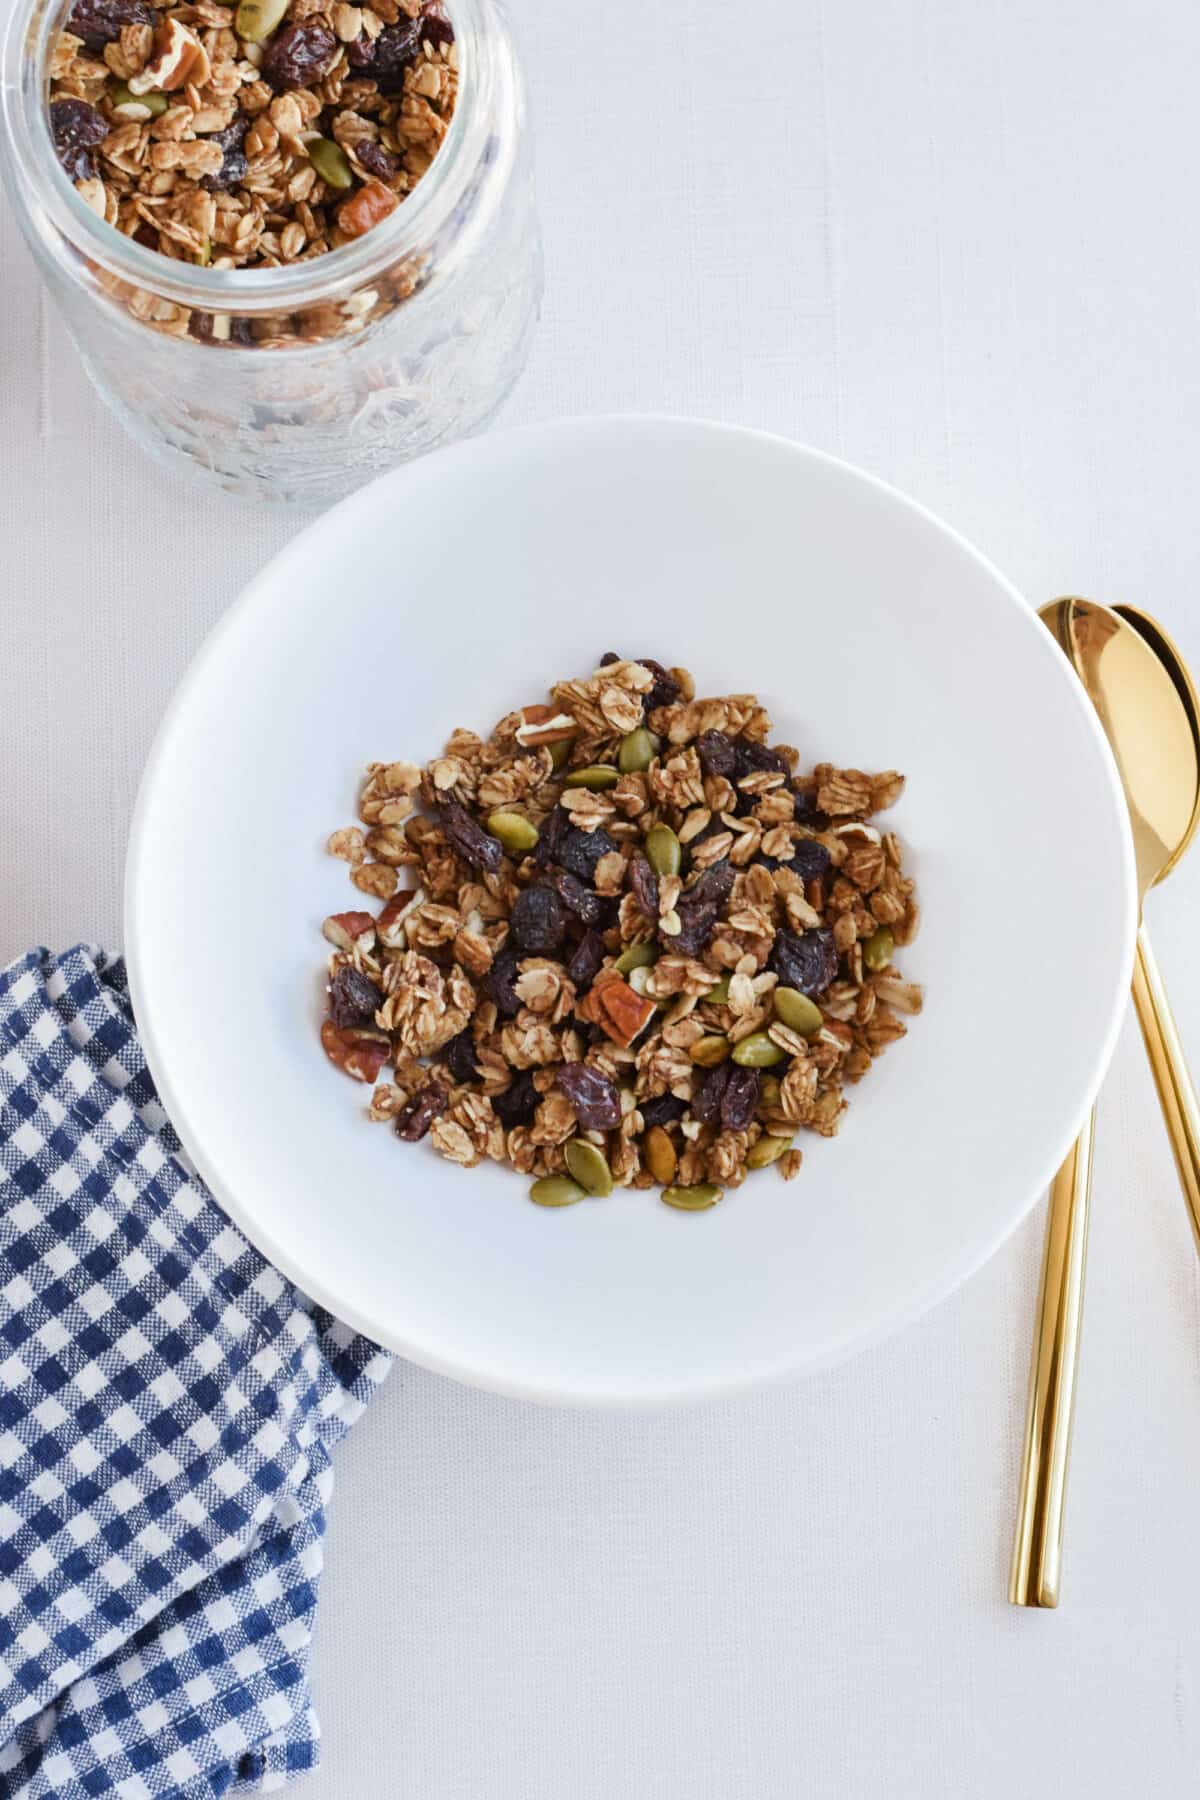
left=5, top=0, right=1200, bottom=1792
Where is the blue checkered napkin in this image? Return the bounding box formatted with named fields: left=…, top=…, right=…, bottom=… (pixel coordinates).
left=0, top=947, right=391, bottom=1799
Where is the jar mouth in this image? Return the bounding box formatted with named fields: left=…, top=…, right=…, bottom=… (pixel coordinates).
left=0, top=0, right=502, bottom=312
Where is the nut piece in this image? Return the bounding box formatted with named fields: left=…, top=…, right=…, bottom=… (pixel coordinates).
left=320, top=1019, right=389, bottom=1083
left=514, top=704, right=578, bottom=749
left=338, top=179, right=400, bottom=239
left=322, top=910, right=377, bottom=953
left=591, top=974, right=656, bottom=1048
left=643, top=1125, right=678, bottom=1185
left=128, top=17, right=210, bottom=93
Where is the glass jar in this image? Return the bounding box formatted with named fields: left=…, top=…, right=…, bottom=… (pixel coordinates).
left=0, top=0, right=541, bottom=505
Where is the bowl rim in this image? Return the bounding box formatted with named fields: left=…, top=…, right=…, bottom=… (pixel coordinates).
left=125, top=414, right=1138, bottom=1406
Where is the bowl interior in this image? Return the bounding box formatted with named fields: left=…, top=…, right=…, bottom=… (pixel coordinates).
left=126, top=418, right=1136, bottom=1403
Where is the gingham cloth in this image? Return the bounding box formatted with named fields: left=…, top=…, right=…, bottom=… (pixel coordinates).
left=0, top=947, right=391, bottom=1799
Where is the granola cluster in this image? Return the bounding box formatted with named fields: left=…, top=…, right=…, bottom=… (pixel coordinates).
left=319, top=656, right=923, bottom=1211
left=46, top=0, right=456, bottom=341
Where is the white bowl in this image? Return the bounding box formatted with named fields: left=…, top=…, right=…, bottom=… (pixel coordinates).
left=126, top=417, right=1136, bottom=1405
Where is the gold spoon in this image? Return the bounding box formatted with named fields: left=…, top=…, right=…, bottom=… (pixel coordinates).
left=1010, top=597, right=1200, bottom=1609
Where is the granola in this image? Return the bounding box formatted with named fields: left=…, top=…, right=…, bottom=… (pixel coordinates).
left=45, top=0, right=456, bottom=341
left=318, top=655, right=923, bottom=1211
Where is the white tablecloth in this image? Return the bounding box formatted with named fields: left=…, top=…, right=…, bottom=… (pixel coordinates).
left=5, top=0, right=1200, bottom=1792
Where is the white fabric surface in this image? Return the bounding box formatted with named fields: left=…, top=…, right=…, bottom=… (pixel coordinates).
left=5, top=0, right=1200, bottom=1792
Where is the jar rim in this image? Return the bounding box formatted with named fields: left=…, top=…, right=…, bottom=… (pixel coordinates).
left=0, top=0, right=501, bottom=313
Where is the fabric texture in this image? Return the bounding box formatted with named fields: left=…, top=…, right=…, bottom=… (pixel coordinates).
left=0, top=947, right=391, bottom=1799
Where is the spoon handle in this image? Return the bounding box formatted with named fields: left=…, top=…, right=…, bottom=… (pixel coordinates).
left=1131, top=922, right=1200, bottom=1251
left=1009, top=1111, right=1094, bottom=1609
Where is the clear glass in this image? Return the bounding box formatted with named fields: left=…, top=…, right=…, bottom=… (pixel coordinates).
left=0, top=0, right=542, bottom=505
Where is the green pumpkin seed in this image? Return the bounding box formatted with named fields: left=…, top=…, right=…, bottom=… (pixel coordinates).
left=564, top=1139, right=613, bottom=1197
left=863, top=927, right=895, bottom=972
left=307, top=136, right=355, bottom=191
left=487, top=809, right=539, bottom=855
left=731, top=1032, right=786, bottom=1068
left=529, top=1175, right=588, bottom=1208
left=563, top=764, right=620, bottom=790
left=704, top=976, right=732, bottom=1004
left=747, top=1132, right=795, bottom=1169
left=643, top=1125, right=678, bottom=1184
left=758, top=1074, right=782, bottom=1109
left=615, top=943, right=657, bottom=975
left=618, top=727, right=658, bottom=774
left=235, top=0, right=289, bottom=39
left=110, top=81, right=168, bottom=118
left=549, top=738, right=573, bottom=771
left=644, top=824, right=681, bottom=878
left=689, top=1034, right=731, bottom=1067
left=661, top=1183, right=723, bottom=1211
left=772, top=987, right=823, bottom=1036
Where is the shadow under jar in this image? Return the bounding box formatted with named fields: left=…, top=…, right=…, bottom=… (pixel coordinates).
left=0, top=0, right=541, bottom=505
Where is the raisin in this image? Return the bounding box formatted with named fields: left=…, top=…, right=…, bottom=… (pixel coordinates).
left=627, top=855, right=659, bottom=921
left=66, top=0, right=153, bottom=50
left=598, top=651, right=621, bottom=666
left=420, top=8, right=455, bottom=49
left=691, top=1062, right=731, bottom=1124
left=229, top=317, right=256, bottom=345
left=263, top=21, right=337, bottom=90
left=533, top=804, right=570, bottom=867
left=636, top=657, right=681, bottom=712
left=367, top=16, right=421, bottom=89
left=49, top=98, right=107, bottom=183
left=492, top=1068, right=538, bottom=1129
left=793, top=786, right=824, bottom=826
left=560, top=827, right=616, bottom=882
left=345, top=32, right=376, bottom=67
left=721, top=1066, right=760, bottom=1131
left=394, top=1084, right=448, bottom=1142
left=557, top=1063, right=623, bottom=1131
left=329, top=965, right=383, bottom=1030
left=485, top=947, right=522, bottom=1017
left=355, top=138, right=398, bottom=183
left=734, top=738, right=791, bottom=779
left=639, top=1092, right=687, bottom=1127
left=687, top=859, right=735, bottom=910
left=201, top=116, right=248, bottom=192
left=189, top=311, right=214, bottom=343
left=510, top=886, right=566, bottom=954
left=440, top=801, right=503, bottom=874
left=546, top=868, right=602, bottom=925
left=696, top=730, right=736, bottom=780
left=790, top=839, right=832, bottom=881
left=567, top=928, right=605, bottom=992
left=668, top=899, right=719, bottom=957
left=443, top=1027, right=479, bottom=1085
left=771, top=927, right=839, bottom=997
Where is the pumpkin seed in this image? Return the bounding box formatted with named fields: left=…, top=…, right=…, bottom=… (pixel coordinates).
left=661, top=1183, right=723, bottom=1211
left=644, top=824, right=682, bottom=877
left=618, top=727, right=658, bottom=774
left=615, top=943, right=657, bottom=975
left=758, top=1074, right=782, bottom=1110
left=235, top=0, right=289, bottom=40
left=772, top=987, right=823, bottom=1036
left=689, top=1034, right=731, bottom=1067
left=563, top=764, right=620, bottom=790
left=643, top=1125, right=678, bottom=1184
left=731, top=1032, right=786, bottom=1068
left=110, top=81, right=167, bottom=118
left=549, top=739, right=573, bottom=771
left=564, top=1139, right=613, bottom=1197
left=704, top=976, right=732, bottom=1004
left=307, top=136, right=354, bottom=191
left=486, top=810, right=539, bottom=855
left=529, top=1175, right=588, bottom=1208
left=863, top=926, right=895, bottom=972
left=747, top=1132, right=795, bottom=1169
